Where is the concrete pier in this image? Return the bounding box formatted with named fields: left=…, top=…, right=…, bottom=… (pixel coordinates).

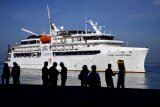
left=0, top=85, right=160, bottom=107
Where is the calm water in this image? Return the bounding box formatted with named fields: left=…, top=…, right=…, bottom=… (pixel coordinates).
left=0, top=63, right=160, bottom=89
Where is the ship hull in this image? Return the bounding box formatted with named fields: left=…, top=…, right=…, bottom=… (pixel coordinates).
left=7, top=46, right=149, bottom=73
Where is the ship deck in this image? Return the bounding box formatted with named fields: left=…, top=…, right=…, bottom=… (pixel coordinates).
left=0, top=85, right=160, bottom=107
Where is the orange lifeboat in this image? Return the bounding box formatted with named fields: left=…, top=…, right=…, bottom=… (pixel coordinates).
left=40, top=35, right=51, bottom=43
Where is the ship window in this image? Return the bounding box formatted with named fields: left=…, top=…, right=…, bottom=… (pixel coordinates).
left=83, top=36, right=114, bottom=40
left=14, top=52, right=41, bottom=58
left=20, top=40, right=38, bottom=45
left=52, top=50, right=100, bottom=56
left=20, top=41, right=28, bottom=45
left=30, top=40, right=37, bottom=44
left=37, top=40, right=40, bottom=43
left=78, top=38, right=81, bottom=41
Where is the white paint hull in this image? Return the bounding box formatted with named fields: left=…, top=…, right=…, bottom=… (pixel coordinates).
left=7, top=45, right=148, bottom=73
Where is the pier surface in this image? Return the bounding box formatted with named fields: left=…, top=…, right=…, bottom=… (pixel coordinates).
left=0, top=85, right=160, bottom=107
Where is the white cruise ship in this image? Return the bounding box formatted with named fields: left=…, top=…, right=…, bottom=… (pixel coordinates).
left=5, top=7, right=149, bottom=73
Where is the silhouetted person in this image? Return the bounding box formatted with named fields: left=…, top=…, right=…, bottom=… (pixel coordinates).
left=2, top=63, right=11, bottom=85
left=11, top=62, right=20, bottom=85
left=88, top=65, right=101, bottom=92
left=49, top=62, right=59, bottom=86
left=42, top=61, right=49, bottom=86
left=79, top=65, right=89, bottom=87
left=117, top=64, right=125, bottom=88
left=60, top=62, right=67, bottom=87
left=105, top=64, right=116, bottom=88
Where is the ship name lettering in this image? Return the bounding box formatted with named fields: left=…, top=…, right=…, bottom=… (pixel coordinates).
left=108, top=54, right=131, bottom=56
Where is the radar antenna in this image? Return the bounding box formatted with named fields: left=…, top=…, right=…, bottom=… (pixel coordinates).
left=86, top=20, right=102, bottom=34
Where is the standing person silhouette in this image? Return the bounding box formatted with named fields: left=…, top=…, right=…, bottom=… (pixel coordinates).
left=105, top=64, right=116, bottom=88
left=117, top=64, right=125, bottom=88
left=11, top=62, right=20, bottom=85
left=60, top=62, right=67, bottom=87
left=2, top=63, right=11, bottom=85
left=49, top=62, right=59, bottom=86
left=42, top=61, right=49, bottom=86
left=79, top=65, right=89, bottom=87
left=88, top=65, right=101, bottom=92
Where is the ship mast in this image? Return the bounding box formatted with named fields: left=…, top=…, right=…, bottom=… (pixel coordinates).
left=47, top=5, right=59, bottom=37
left=84, top=0, right=88, bottom=34
left=47, top=4, right=52, bottom=35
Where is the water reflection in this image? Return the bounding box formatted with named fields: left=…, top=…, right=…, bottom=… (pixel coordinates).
left=0, top=64, right=160, bottom=89
left=144, top=64, right=160, bottom=89
left=16, top=69, right=147, bottom=89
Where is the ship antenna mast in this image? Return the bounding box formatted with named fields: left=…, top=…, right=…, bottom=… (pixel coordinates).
left=47, top=4, right=52, bottom=34
left=47, top=5, right=59, bottom=37
left=85, top=0, right=88, bottom=33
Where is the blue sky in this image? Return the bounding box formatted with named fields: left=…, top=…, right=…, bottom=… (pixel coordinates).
left=0, top=0, right=160, bottom=63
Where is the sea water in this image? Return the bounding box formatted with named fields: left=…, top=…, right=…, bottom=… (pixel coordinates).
left=0, top=63, right=160, bottom=89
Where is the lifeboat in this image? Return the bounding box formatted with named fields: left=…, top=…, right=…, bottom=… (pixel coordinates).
left=40, top=35, right=51, bottom=43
